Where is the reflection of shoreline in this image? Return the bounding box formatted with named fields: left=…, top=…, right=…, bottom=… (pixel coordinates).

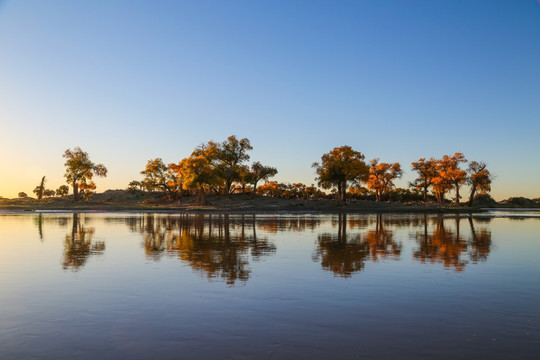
left=30, top=213, right=493, bottom=276
left=0, top=192, right=492, bottom=213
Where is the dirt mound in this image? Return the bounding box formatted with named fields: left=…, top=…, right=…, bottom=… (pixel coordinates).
left=92, top=189, right=158, bottom=202
left=499, top=197, right=540, bottom=208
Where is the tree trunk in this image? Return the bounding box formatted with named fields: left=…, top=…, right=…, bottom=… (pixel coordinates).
left=38, top=176, right=45, bottom=200
left=252, top=181, right=258, bottom=194
left=468, top=186, right=477, bottom=207
left=341, top=181, right=347, bottom=203
left=197, top=186, right=210, bottom=205
left=73, top=180, right=79, bottom=201
left=423, top=185, right=428, bottom=202
left=454, top=184, right=460, bottom=205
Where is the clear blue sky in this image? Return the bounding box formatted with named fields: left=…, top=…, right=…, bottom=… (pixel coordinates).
left=0, top=0, right=539, bottom=200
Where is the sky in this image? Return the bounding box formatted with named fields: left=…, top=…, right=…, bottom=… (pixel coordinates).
left=0, top=0, right=539, bottom=200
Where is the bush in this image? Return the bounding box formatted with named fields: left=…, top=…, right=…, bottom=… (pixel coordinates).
left=472, top=194, right=498, bottom=207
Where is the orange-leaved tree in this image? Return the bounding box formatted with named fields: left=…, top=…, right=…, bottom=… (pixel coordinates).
left=140, top=158, right=182, bottom=198
left=439, top=153, right=467, bottom=205
left=411, top=158, right=437, bottom=201
left=175, top=147, right=220, bottom=204
left=366, top=159, right=402, bottom=201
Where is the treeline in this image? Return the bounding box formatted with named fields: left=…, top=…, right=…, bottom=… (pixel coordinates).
left=17, top=135, right=492, bottom=206
left=313, top=146, right=491, bottom=205
left=127, top=135, right=278, bottom=203
left=126, top=138, right=491, bottom=205
left=18, top=179, right=69, bottom=200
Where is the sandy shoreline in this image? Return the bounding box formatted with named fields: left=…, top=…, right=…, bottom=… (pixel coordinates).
left=0, top=193, right=486, bottom=214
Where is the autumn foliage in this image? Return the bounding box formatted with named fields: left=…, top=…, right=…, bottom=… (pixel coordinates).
left=366, top=159, right=402, bottom=201
left=411, top=152, right=491, bottom=205
left=313, top=146, right=369, bottom=203
left=14, top=139, right=493, bottom=205
left=131, top=136, right=278, bottom=204
left=125, top=140, right=492, bottom=205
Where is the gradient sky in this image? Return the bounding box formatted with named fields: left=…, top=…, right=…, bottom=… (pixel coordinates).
left=1, top=0, right=539, bottom=200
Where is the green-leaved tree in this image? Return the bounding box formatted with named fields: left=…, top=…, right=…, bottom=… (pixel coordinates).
left=63, top=147, right=107, bottom=201
left=313, top=146, right=369, bottom=203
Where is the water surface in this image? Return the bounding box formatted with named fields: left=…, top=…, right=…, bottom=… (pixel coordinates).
left=0, top=212, right=538, bottom=359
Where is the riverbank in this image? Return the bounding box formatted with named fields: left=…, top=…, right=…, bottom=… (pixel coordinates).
left=0, top=191, right=487, bottom=213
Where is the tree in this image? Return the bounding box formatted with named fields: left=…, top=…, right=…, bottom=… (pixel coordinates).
left=33, top=186, right=43, bottom=198
left=213, top=135, right=253, bottom=195
left=175, top=149, right=221, bottom=204
left=63, top=147, right=107, bottom=201
left=411, top=158, right=437, bottom=201
left=43, top=189, right=56, bottom=197
left=439, top=153, right=467, bottom=205
left=196, top=135, right=252, bottom=195
left=140, top=158, right=181, bottom=197
left=235, top=165, right=251, bottom=193
left=313, top=146, right=369, bottom=203
left=18, top=192, right=28, bottom=198
left=467, top=161, right=492, bottom=206
left=431, top=165, right=453, bottom=203
left=127, top=180, right=143, bottom=191
left=78, top=181, right=96, bottom=201
left=140, top=158, right=168, bottom=192
left=34, top=176, right=46, bottom=200
left=56, top=185, right=69, bottom=197
left=366, top=159, right=402, bottom=201
left=244, top=161, right=278, bottom=194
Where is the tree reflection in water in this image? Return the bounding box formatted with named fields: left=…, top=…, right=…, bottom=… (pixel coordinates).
left=34, top=214, right=70, bottom=242
left=468, top=217, right=492, bottom=264
left=413, top=214, right=492, bottom=271
left=56, top=212, right=491, bottom=276
left=363, top=214, right=402, bottom=262
left=130, top=214, right=276, bottom=285
left=63, top=214, right=105, bottom=271
left=313, top=214, right=402, bottom=277
left=313, top=214, right=369, bottom=277
left=34, top=214, right=44, bottom=241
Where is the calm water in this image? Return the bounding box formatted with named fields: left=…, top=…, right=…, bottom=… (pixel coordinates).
left=0, top=212, right=539, bottom=359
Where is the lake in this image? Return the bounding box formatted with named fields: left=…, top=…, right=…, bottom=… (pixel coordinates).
left=0, top=212, right=538, bottom=359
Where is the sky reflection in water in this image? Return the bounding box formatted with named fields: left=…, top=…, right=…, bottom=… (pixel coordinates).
left=0, top=213, right=538, bottom=359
